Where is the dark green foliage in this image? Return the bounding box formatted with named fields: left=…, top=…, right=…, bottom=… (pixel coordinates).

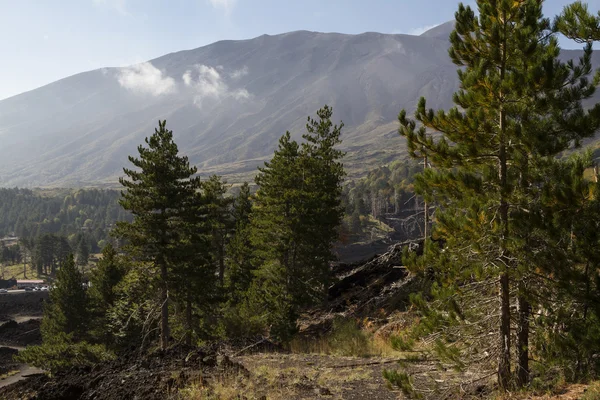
left=203, top=175, right=233, bottom=287
left=555, top=1, right=600, bottom=43
left=41, top=254, right=88, bottom=342
left=88, top=244, right=126, bottom=346
left=0, top=188, right=131, bottom=251
left=221, top=183, right=256, bottom=336
left=76, top=236, right=90, bottom=267
left=226, top=182, right=254, bottom=300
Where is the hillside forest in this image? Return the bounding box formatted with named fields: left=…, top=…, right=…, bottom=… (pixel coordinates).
left=7, top=1, right=600, bottom=399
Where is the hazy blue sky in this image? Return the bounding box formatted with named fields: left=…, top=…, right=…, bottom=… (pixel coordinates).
left=0, top=0, right=599, bottom=100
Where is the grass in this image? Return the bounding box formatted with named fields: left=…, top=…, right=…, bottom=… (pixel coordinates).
left=1, top=263, right=45, bottom=281
left=178, top=360, right=379, bottom=400
left=1, top=262, right=96, bottom=281
left=289, top=317, right=403, bottom=358
left=581, top=381, right=600, bottom=400
left=178, top=371, right=295, bottom=400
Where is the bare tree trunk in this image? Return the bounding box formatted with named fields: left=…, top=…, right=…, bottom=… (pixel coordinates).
left=497, top=13, right=511, bottom=389
left=516, top=292, right=530, bottom=387
left=160, top=261, right=169, bottom=350
left=423, top=154, right=428, bottom=242
left=499, top=271, right=511, bottom=389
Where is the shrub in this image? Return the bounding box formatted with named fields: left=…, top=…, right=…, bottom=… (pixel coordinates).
left=15, top=332, right=115, bottom=374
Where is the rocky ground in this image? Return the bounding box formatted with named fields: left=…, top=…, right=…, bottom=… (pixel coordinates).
left=0, top=343, right=407, bottom=400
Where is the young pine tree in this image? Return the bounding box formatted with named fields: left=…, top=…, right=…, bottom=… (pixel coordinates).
left=88, top=244, right=126, bottom=346
left=114, top=120, right=203, bottom=350
left=397, top=0, right=600, bottom=390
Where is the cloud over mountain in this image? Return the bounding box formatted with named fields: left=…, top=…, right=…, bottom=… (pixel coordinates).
left=117, top=62, right=176, bottom=96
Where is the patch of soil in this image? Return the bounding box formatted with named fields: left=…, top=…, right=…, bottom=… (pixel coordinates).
left=0, top=319, right=41, bottom=347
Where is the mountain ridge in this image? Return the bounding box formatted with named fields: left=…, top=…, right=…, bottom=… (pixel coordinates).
left=0, top=23, right=596, bottom=187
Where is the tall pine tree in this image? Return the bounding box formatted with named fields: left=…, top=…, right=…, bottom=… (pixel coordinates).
left=398, top=0, right=600, bottom=390
left=114, top=120, right=202, bottom=350
left=249, top=106, right=345, bottom=339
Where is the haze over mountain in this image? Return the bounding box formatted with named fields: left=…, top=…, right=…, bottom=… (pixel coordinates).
left=0, top=22, right=597, bottom=187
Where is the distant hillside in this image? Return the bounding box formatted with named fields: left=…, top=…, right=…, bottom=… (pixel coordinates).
left=0, top=23, right=598, bottom=187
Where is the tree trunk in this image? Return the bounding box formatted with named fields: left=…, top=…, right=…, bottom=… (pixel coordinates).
left=423, top=154, right=428, bottom=242
left=499, top=272, right=511, bottom=389
left=497, top=16, right=511, bottom=387
left=160, top=261, right=169, bottom=350
left=185, top=291, right=192, bottom=346
left=516, top=292, right=530, bottom=387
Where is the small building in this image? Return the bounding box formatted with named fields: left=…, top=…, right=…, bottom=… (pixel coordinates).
left=16, top=279, right=45, bottom=289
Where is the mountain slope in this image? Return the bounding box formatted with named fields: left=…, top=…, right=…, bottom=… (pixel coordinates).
left=0, top=24, right=597, bottom=187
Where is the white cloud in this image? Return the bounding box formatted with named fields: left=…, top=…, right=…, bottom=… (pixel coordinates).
left=183, top=64, right=250, bottom=108
left=208, top=0, right=237, bottom=15
left=117, top=62, right=176, bottom=96
left=406, top=24, right=438, bottom=36
left=93, top=0, right=129, bottom=16
left=230, top=66, right=248, bottom=79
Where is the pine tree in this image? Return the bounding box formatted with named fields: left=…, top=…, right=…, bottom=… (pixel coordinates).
left=398, top=0, right=600, bottom=390
left=300, top=105, right=346, bottom=301
left=249, top=132, right=303, bottom=338
left=114, top=120, right=202, bottom=350
left=41, top=254, right=88, bottom=341
left=249, top=106, right=345, bottom=339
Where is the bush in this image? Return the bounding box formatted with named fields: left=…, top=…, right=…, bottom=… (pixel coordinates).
left=15, top=332, right=115, bottom=374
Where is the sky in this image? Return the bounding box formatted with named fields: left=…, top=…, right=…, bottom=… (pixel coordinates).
left=0, top=0, right=599, bottom=100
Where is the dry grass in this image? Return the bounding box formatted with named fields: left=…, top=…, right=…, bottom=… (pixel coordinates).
left=178, top=368, right=298, bottom=400
left=290, top=317, right=407, bottom=358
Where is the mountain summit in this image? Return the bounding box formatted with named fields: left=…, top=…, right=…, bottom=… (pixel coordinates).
left=0, top=28, right=595, bottom=187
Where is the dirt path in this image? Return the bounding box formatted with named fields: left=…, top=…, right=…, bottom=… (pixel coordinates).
left=0, top=365, right=43, bottom=389
left=12, top=315, right=42, bottom=324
